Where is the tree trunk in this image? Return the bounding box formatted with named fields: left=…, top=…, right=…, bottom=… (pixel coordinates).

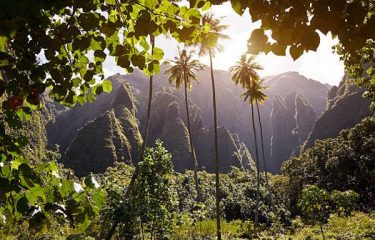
left=184, top=78, right=201, bottom=202
left=141, top=220, right=145, bottom=240
left=251, top=103, right=260, bottom=236
left=150, top=220, right=154, bottom=240
left=104, top=35, right=155, bottom=240
left=319, top=223, right=326, bottom=240
left=209, top=49, right=221, bottom=240
left=255, top=101, right=271, bottom=200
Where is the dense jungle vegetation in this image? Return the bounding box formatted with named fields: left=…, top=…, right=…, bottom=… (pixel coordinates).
left=1, top=0, right=374, bottom=239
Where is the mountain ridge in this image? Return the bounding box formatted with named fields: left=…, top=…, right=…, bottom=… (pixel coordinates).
left=45, top=69, right=335, bottom=175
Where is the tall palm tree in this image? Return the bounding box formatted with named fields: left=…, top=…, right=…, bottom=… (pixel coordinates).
left=165, top=48, right=204, bottom=201
left=255, top=88, right=270, bottom=189
left=241, top=80, right=268, bottom=236
left=230, top=54, right=269, bottom=236
left=194, top=13, right=229, bottom=240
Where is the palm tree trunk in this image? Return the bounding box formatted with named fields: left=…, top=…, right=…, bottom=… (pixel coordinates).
left=184, top=77, right=201, bottom=202
left=255, top=101, right=271, bottom=197
left=251, top=103, right=260, bottom=236
left=209, top=49, right=221, bottom=240
left=104, top=35, right=155, bottom=240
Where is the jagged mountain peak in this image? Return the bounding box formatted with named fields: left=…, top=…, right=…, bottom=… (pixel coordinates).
left=167, top=101, right=180, bottom=119
left=264, top=72, right=331, bottom=115
left=111, top=81, right=135, bottom=110
left=63, top=109, right=134, bottom=176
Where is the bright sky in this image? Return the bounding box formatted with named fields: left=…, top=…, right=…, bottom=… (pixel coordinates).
left=104, top=2, right=345, bottom=86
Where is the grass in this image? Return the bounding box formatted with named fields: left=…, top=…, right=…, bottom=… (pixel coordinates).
left=172, top=212, right=375, bottom=240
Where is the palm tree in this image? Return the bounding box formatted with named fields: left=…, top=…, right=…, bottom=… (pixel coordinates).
left=255, top=87, right=270, bottom=189
left=230, top=54, right=269, bottom=236
left=229, top=55, right=263, bottom=89
left=194, top=13, right=229, bottom=240
left=165, top=48, right=204, bottom=201
left=241, top=80, right=268, bottom=236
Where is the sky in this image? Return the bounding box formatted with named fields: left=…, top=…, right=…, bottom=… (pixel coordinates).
left=104, top=2, right=345, bottom=86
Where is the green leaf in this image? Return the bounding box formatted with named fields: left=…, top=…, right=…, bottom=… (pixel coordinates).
left=72, top=77, right=81, bottom=87
left=202, top=2, right=211, bottom=11
left=89, top=38, right=102, bottom=51
left=26, top=185, right=46, bottom=205
left=11, top=159, right=21, bottom=170
left=83, top=70, right=94, bottom=82
left=16, top=197, right=29, bottom=215
left=290, top=45, right=304, bottom=60
left=0, top=36, right=7, bottom=52
left=102, top=80, right=112, bottom=93
left=301, top=30, right=320, bottom=51
left=60, top=179, right=74, bottom=197
left=16, top=108, right=31, bottom=121
left=366, top=67, right=373, bottom=75
left=105, top=0, right=116, bottom=5
left=231, top=0, right=246, bottom=15
left=271, top=43, right=286, bottom=56
left=117, top=56, right=130, bottom=68
left=0, top=52, right=11, bottom=67
left=76, top=212, right=92, bottom=231
left=0, top=153, right=6, bottom=162
left=131, top=54, right=146, bottom=69
left=95, top=85, right=103, bottom=95
left=1, top=165, right=11, bottom=177
left=179, top=26, right=196, bottom=42
left=153, top=47, right=164, bottom=61
left=94, top=50, right=106, bottom=63
left=189, top=0, right=200, bottom=8
left=101, top=22, right=116, bottom=37
left=144, top=0, right=158, bottom=9
left=92, top=190, right=105, bottom=210
left=0, top=177, right=12, bottom=193
left=248, top=28, right=268, bottom=54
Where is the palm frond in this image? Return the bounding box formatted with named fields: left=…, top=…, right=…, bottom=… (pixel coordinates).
left=165, top=47, right=204, bottom=90
left=194, top=13, right=230, bottom=57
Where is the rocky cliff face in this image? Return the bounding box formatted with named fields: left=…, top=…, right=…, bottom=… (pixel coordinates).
left=270, top=92, right=317, bottom=172
left=264, top=72, right=330, bottom=116
left=47, top=76, right=142, bottom=176
left=295, top=94, right=317, bottom=142
left=304, top=75, right=372, bottom=149
left=63, top=110, right=135, bottom=176
left=147, top=89, right=191, bottom=172
left=47, top=75, right=136, bottom=152
left=146, top=87, right=246, bottom=172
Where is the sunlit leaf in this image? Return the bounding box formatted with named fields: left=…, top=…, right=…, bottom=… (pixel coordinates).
left=102, top=80, right=112, bottom=93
